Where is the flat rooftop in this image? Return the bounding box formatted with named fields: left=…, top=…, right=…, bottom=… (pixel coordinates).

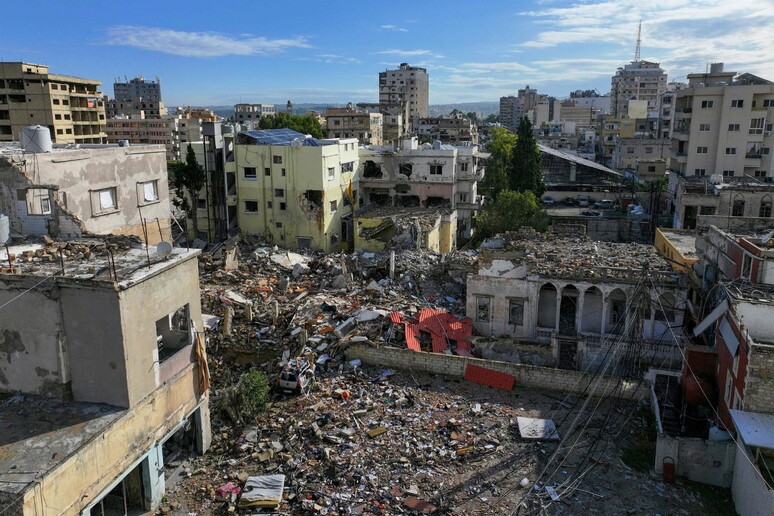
left=0, top=394, right=123, bottom=496
left=482, top=231, right=675, bottom=277
left=0, top=237, right=200, bottom=289
left=658, top=229, right=698, bottom=259
left=725, top=280, right=774, bottom=306
left=0, top=142, right=163, bottom=157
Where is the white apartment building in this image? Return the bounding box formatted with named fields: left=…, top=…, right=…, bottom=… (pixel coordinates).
left=379, top=63, right=429, bottom=131
left=234, top=103, right=276, bottom=126
left=610, top=60, right=667, bottom=118
left=670, top=63, right=774, bottom=181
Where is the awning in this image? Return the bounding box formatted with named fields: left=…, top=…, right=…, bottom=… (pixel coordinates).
left=693, top=299, right=729, bottom=336
left=718, top=317, right=740, bottom=356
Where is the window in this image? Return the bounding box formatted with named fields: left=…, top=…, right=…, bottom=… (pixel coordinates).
left=724, top=373, right=732, bottom=406
left=93, top=187, right=117, bottom=213
left=281, top=168, right=286, bottom=177
left=197, top=198, right=207, bottom=210
left=755, top=170, right=767, bottom=178
left=274, top=188, right=284, bottom=197
left=399, top=163, right=413, bottom=176
left=699, top=206, right=715, bottom=215
left=508, top=300, right=524, bottom=326
left=460, top=162, right=469, bottom=172
left=645, top=147, right=653, bottom=154
left=626, top=147, right=635, bottom=153
left=280, top=202, right=286, bottom=210
left=647, top=165, right=656, bottom=172
left=329, top=200, right=338, bottom=212
left=760, top=198, right=772, bottom=218
left=476, top=297, right=491, bottom=323
left=733, top=353, right=740, bottom=376
left=732, top=199, right=745, bottom=216
left=273, top=155, right=282, bottom=164
left=53, top=98, right=60, bottom=105
left=731, top=99, right=744, bottom=108
left=333, top=120, right=341, bottom=126
left=244, top=167, right=256, bottom=179
left=140, top=180, right=158, bottom=202
left=701, top=100, right=714, bottom=108
left=328, top=167, right=335, bottom=180
left=694, top=168, right=706, bottom=176
left=697, top=146, right=708, bottom=154
left=746, top=142, right=763, bottom=158
left=244, top=200, right=258, bottom=213
left=750, top=118, right=765, bottom=135
left=54, top=113, right=61, bottom=120
left=267, top=201, right=272, bottom=209
left=156, top=304, right=191, bottom=362
left=699, top=123, right=711, bottom=132
left=276, top=222, right=283, bottom=228
left=764, top=99, right=774, bottom=108
left=725, top=147, right=737, bottom=155
left=430, top=164, right=442, bottom=175
left=723, top=170, right=735, bottom=177
left=728, top=123, right=740, bottom=132
left=264, top=167, right=270, bottom=176
left=341, top=162, right=354, bottom=173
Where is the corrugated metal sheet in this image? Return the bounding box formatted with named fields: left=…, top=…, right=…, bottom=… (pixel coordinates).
left=464, top=364, right=515, bottom=391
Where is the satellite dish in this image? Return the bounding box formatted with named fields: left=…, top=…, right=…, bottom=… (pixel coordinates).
left=156, top=241, right=173, bottom=259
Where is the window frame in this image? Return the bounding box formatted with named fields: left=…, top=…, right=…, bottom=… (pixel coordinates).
left=91, top=187, right=119, bottom=216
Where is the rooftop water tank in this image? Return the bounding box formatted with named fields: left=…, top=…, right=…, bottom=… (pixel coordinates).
left=20, top=125, right=53, bottom=153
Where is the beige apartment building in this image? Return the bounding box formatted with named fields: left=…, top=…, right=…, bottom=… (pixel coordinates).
left=0, top=62, right=106, bottom=144
left=379, top=63, right=428, bottom=131
left=610, top=60, right=667, bottom=119
left=105, top=117, right=176, bottom=160
left=105, top=96, right=168, bottom=119
left=324, top=105, right=383, bottom=145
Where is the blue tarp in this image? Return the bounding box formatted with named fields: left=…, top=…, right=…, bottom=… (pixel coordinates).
left=239, top=128, right=321, bottom=146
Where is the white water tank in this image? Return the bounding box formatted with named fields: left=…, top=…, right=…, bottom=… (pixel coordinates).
left=20, top=125, right=53, bottom=153
left=0, top=214, right=9, bottom=245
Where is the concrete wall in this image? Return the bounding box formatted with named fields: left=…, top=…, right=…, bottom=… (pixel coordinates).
left=345, top=343, right=649, bottom=399
left=743, top=343, right=774, bottom=416
left=17, top=365, right=209, bottom=516
left=654, top=433, right=736, bottom=487
left=732, top=444, right=774, bottom=516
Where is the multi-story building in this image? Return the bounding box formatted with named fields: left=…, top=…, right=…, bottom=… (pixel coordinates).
left=358, top=136, right=485, bottom=238
left=416, top=114, right=478, bottom=144
left=235, top=128, right=359, bottom=251
left=0, top=239, right=210, bottom=514
left=610, top=60, right=667, bottom=118
left=113, top=75, right=162, bottom=102
left=104, top=96, right=167, bottom=119
left=189, top=122, right=232, bottom=242
left=557, top=99, right=599, bottom=131
left=0, top=62, right=106, bottom=144
left=105, top=117, right=176, bottom=160
left=324, top=105, right=383, bottom=145
left=378, top=63, right=429, bottom=131
left=670, top=63, right=774, bottom=180
left=0, top=142, right=171, bottom=244
left=358, top=102, right=405, bottom=142
left=234, top=103, right=276, bottom=126
left=499, top=86, right=546, bottom=131
left=658, top=82, right=686, bottom=139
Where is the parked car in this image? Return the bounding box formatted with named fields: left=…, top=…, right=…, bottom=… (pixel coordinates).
left=276, top=358, right=315, bottom=394
left=576, top=195, right=590, bottom=207
left=564, top=197, right=576, bottom=206
left=542, top=196, right=555, bottom=206
left=579, top=210, right=603, bottom=217
left=594, top=199, right=615, bottom=210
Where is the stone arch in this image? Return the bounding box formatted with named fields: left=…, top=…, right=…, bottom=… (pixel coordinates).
left=582, top=286, right=604, bottom=333
left=537, top=283, right=558, bottom=329
left=559, top=284, right=580, bottom=335
left=606, top=288, right=627, bottom=335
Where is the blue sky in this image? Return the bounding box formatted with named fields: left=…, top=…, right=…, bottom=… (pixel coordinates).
left=3, top=0, right=772, bottom=106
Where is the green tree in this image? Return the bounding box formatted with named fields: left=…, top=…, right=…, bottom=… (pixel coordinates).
left=169, top=144, right=206, bottom=238
left=481, top=127, right=517, bottom=199
left=510, top=117, right=544, bottom=196
left=236, top=370, right=270, bottom=420
left=483, top=113, right=498, bottom=123
left=465, top=111, right=479, bottom=122
left=258, top=113, right=324, bottom=139
left=475, top=189, right=548, bottom=241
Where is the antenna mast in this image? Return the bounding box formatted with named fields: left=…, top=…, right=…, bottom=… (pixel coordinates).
left=633, top=20, right=642, bottom=61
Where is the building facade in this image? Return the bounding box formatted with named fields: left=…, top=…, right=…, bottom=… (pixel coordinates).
left=235, top=129, right=359, bottom=252
left=378, top=63, right=429, bottom=131
left=104, top=96, right=167, bottom=119
left=416, top=114, right=478, bottom=145
left=324, top=106, right=383, bottom=145
left=234, top=103, right=276, bottom=126
left=0, top=62, right=106, bottom=144
left=610, top=60, right=667, bottom=119
left=105, top=117, right=176, bottom=160
left=113, top=75, right=162, bottom=102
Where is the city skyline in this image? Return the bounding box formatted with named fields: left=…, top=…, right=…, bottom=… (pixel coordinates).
left=3, top=0, right=772, bottom=106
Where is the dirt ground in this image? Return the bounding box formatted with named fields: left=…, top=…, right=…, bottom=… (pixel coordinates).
left=161, top=367, right=734, bottom=515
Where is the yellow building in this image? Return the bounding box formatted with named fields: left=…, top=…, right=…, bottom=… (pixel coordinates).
left=0, top=62, right=107, bottom=144
left=655, top=228, right=698, bottom=271
left=235, top=129, right=359, bottom=251
left=354, top=207, right=457, bottom=253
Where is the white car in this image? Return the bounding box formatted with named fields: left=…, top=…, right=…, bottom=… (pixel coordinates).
left=276, top=359, right=315, bottom=394
left=594, top=199, right=614, bottom=210
left=576, top=195, right=590, bottom=207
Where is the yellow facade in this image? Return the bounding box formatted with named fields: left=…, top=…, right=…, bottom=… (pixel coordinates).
left=655, top=228, right=698, bottom=272
left=235, top=136, right=359, bottom=252
left=354, top=209, right=457, bottom=253
left=0, top=62, right=107, bottom=144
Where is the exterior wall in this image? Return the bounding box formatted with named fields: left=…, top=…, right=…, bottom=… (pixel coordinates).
left=236, top=139, right=359, bottom=252
left=742, top=342, right=774, bottom=415
left=0, top=146, right=171, bottom=243
left=114, top=77, right=162, bottom=102
left=105, top=118, right=175, bottom=160
left=610, top=61, right=667, bottom=119
left=732, top=444, right=774, bottom=516
left=325, top=111, right=383, bottom=145
left=16, top=366, right=209, bottom=516
left=0, top=62, right=107, bottom=144
left=345, top=343, right=649, bottom=399
left=379, top=64, right=429, bottom=130
left=654, top=433, right=736, bottom=486
left=655, top=228, right=698, bottom=271
left=612, top=138, right=669, bottom=170
left=354, top=211, right=456, bottom=253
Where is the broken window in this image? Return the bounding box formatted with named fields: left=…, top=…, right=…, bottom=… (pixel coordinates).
left=426, top=196, right=448, bottom=207
left=328, top=167, right=336, bottom=180
left=342, top=162, right=354, bottom=173
left=363, top=160, right=382, bottom=178
left=397, top=195, right=420, bottom=207
left=244, top=167, right=256, bottom=179
left=509, top=300, right=525, bottom=326
left=197, top=198, right=207, bottom=210
left=280, top=202, right=287, bottom=211
left=273, top=155, right=282, bottom=164
left=156, top=304, right=191, bottom=362
left=275, top=188, right=285, bottom=198
left=430, top=164, right=442, bottom=175
left=395, top=184, right=411, bottom=194
left=760, top=197, right=772, bottom=218
left=298, top=237, right=312, bottom=249
left=245, top=200, right=258, bottom=213
left=399, top=163, right=413, bottom=177
left=25, top=188, right=52, bottom=215
left=476, top=297, right=491, bottom=323
left=330, top=200, right=338, bottom=212
left=732, top=199, right=745, bottom=217
left=304, top=190, right=323, bottom=210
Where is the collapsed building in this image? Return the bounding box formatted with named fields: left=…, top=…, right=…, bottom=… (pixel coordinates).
left=354, top=206, right=457, bottom=253
left=0, top=238, right=210, bottom=514
left=358, top=136, right=485, bottom=241
left=467, top=230, right=687, bottom=372
left=0, top=139, right=170, bottom=244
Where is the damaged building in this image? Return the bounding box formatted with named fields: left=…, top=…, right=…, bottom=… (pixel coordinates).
left=235, top=129, right=359, bottom=252
left=0, top=140, right=171, bottom=244
left=358, top=136, right=485, bottom=240
left=539, top=143, right=625, bottom=198
left=0, top=238, right=210, bottom=514
left=467, top=230, right=687, bottom=372
left=354, top=206, right=457, bottom=253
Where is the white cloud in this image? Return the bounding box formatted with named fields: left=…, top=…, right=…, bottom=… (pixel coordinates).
left=380, top=24, right=408, bottom=32
left=104, top=26, right=310, bottom=57
left=316, top=53, right=361, bottom=65
left=376, top=49, right=432, bottom=57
